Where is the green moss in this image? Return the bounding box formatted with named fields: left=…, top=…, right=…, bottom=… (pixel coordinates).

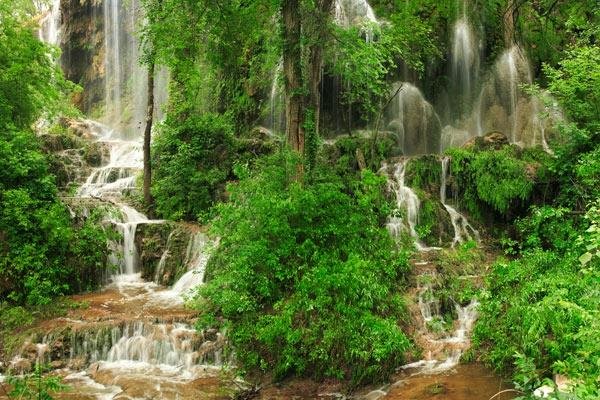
left=405, top=155, right=442, bottom=194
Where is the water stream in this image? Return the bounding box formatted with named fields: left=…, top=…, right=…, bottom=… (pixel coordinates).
left=440, top=157, right=480, bottom=247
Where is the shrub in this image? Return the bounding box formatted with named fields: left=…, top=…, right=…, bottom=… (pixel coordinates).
left=151, top=113, right=236, bottom=221
left=195, top=153, right=411, bottom=385
left=0, top=130, right=108, bottom=305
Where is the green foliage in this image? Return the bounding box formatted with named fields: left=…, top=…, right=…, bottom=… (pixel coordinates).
left=328, top=6, right=439, bottom=122
left=140, top=0, right=278, bottom=127
left=517, top=1, right=598, bottom=72
left=474, top=246, right=600, bottom=397
left=195, top=153, right=411, bottom=385
left=6, top=364, right=67, bottom=399
left=544, top=46, right=600, bottom=131
left=515, top=206, right=578, bottom=253
left=0, top=0, right=107, bottom=306
left=445, top=146, right=541, bottom=218
left=542, top=45, right=600, bottom=208
left=577, top=201, right=600, bottom=268
left=0, top=0, right=75, bottom=130
left=405, top=156, right=442, bottom=194
left=0, top=128, right=109, bottom=305
left=151, top=113, right=235, bottom=221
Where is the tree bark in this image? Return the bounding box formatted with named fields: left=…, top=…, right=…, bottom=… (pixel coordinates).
left=143, top=60, right=155, bottom=212
left=282, top=0, right=304, bottom=155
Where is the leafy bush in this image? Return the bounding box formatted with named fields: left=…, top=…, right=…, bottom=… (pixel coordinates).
left=474, top=248, right=600, bottom=397
left=0, top=129, right=109, bottom=305
left=515, top=206, right=579, bottom=253
left=151, top=113, right=236, bottom=221
left=445, top=146, right=542, bottom=219
left=0, top=1, right=108, bottom=306
left=195, top=153, right=411, bottom=385
left=474, top=202, right=600, bottom=397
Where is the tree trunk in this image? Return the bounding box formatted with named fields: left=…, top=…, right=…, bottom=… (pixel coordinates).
left=143, top=60, right=155, bottom=212
left=282, top=0, right=304, bottom=155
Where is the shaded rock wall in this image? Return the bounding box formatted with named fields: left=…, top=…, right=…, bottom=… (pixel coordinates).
left=60, top=0, right=104, bottom=113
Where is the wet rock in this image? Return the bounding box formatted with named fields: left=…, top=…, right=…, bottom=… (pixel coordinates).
left=204, top=328, right=219, bottom=342
left=50, top=360, right=65, bottom=369
left=60, top=0, right=105, bottom=112
left=83, top=142, right=108, bottom=166
left=463, top=131, right=509, bottom=150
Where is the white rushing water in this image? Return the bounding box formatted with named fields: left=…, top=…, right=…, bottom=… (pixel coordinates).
left=36, top=0, right=62, bottom=45
left=383, top=160, right=440, bottom=252
left=450, top=17, right=479, bottom=111
left=386, top=83, right=441, bottom=155
left=440, top=157, right=480, bottom=247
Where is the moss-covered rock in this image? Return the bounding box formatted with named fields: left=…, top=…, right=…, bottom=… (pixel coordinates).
left=414, top=190, right=454, bottom=247
left=322, top=130, right=400, bottom=175
left=405, top=154, right=443, bottom=195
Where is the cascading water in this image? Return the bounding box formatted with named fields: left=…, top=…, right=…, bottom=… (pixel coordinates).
left=383, top=160, right=440, bottom=252
left=385, top=83, right=442, bottom=155
left=21, top=2, right=223, bottom=397
left=36, top=0, right=62, bottom=45
left=449, top=17, right=480, bottom=117
left=334, top=0, right=379, bottom=42
left=440, top=157, right=480, bottom=247
left=103, top=0, right=168, bottom=135
left=498, top=46, right=520, bottom=143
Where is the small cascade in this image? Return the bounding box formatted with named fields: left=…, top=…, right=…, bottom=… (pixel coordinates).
left=154, top=231, right=176, bottom=282
left=404, top=269, right=479, bottom=374
left=110, top=205, right=148, bottom=277
left=416, top=273, right=441, bottom=322
left=498, top=46, right=520, bottom=143
left=72, top=121, right=157, bottom=282
left=383, top=160, right=439, bottom=251
left=153, top=232, right=213, bottom=305
left=384, top=160, right=421, bottom=245
left=385, top=83, right=442, bottom=155
left=76, top=121, right=142, bottom=198
left=104, top=322, right=222, bottom=369
left=440, top=157, right=480, bottom=247
left=334, top=0, right=379, bottom=41
left=266, top=62, right=285, bottom=135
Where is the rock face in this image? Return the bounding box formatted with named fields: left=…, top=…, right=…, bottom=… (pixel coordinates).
left=60, top=0, right=105, bottom=112
left=136, top=223, right=205, bottom=286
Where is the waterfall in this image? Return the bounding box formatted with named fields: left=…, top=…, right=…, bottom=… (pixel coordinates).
left=499, top=46, right=520, bottom=143
left=385, top=83, right=442, bottom=155
left=36, top=0, right=61, bottom=46
left=403, top=267, right=480, bottom=374
left=440, top=157, right=480, bottom=247
left=450, top=18, right=479, bottom=117
left=334, top=0, right=379, bottom=42
left=103, top=0, right=168, bottom=135
left=152, top=232, right=214, bottom=305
